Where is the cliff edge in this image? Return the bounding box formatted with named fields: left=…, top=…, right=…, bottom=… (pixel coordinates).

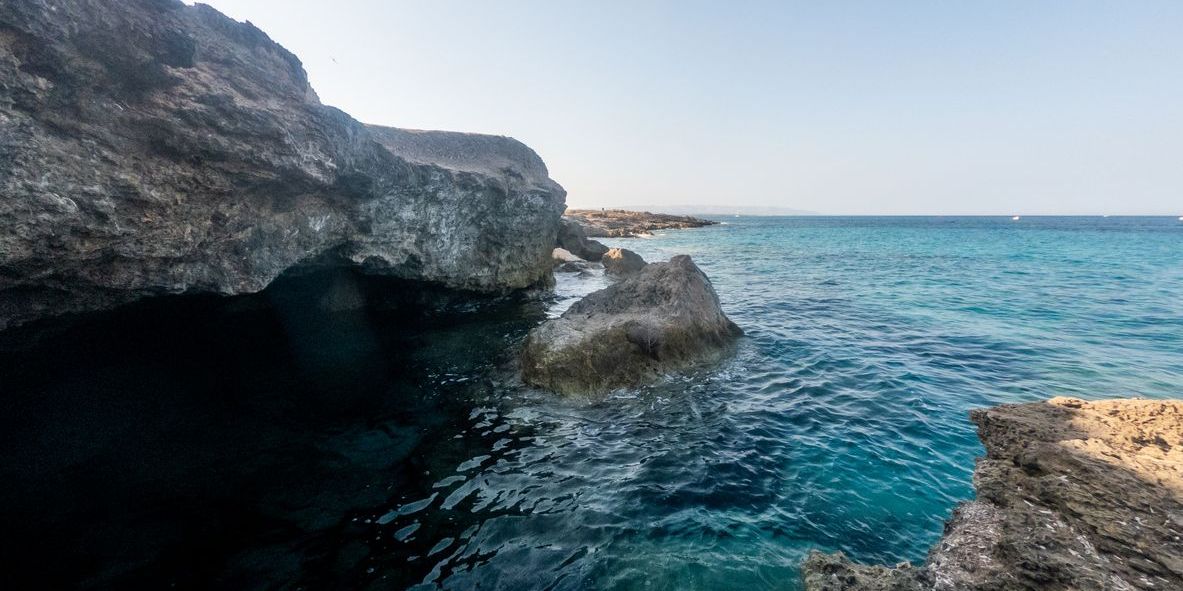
left=0, top=0, right=565, bottom=331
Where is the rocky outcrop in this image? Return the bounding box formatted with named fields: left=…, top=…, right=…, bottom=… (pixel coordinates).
left=552, top=248, right=582, bottom=264
left=0, top=0, right=565, bottom=331
left=552, top=247, right=592, bottom=273
left=564, top=209, right=717, bottom=238
left=602, top=247, right=646, bottom=275
left=521, top=255, right=741, bottom=395
left=803, top=397, right=1183, bottom=591
left=557, top=218, right=609, bottom=262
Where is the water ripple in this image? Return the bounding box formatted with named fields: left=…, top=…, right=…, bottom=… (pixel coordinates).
left=385, top=217, right=1183, bottom=590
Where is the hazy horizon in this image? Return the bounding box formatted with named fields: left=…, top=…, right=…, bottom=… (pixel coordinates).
left=193, top=1, right=1182, bottom=215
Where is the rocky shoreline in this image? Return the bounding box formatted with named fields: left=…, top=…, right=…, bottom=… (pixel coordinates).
left=0, top=0, right=740, bottom=395
left=564, top=209, right=718, bottom=238
left=804, top=397, right=1183, bottom=591
left=4, top=4, right=1178, bottom=590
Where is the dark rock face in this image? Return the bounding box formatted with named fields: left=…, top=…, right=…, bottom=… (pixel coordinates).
left=803, top=397, right=1183, bottom=591
left=0, top=0, right=565, bottom=331
left=556, top=218, right=609, bottom=262
left=602, top=247, right=646, bottom=276
left=521, top=255, right=741, bottom=395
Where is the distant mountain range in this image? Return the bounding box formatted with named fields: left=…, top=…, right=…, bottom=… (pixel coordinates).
left=572, top=204, right=817, bottom=217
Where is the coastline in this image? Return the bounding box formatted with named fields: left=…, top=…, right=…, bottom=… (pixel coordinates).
left=804, top=397, right=1183, bottom=591
left=564, top=209, right=719, bottom=238
left=1, top=1, right=1180, bottom=589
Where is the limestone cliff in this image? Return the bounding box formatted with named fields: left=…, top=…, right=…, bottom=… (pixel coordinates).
left=0, top=0, right=565, bottom=330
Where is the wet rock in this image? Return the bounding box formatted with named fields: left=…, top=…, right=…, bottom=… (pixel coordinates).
left=557, top=219, right=610, bottom=262
left=556, top=261, right=590, bottom=274
left=602, top=247, right=646, bottom=276
left=802, top=552, right=925, bottom=591
left=521, top=255, right=741, bottom=395
left=803, top=397, right=1183, bottom=591
left=0, top=0, right=565, bottom=330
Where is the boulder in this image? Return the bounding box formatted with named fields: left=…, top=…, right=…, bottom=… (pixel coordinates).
left=0, top=0, right=565, bottom=331
left=557, top=219, right=610, bottom=262
left=602, top=247, right=646, bottom=275
left=552, top=248, right=584, bottom=264
left=521, top=255, right=741, bottom=395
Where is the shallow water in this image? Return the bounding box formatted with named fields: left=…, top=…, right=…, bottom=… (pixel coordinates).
left=1, top=217, right=1180, bottom=589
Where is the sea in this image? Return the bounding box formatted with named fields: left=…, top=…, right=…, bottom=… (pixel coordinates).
left=1, top=216, right=1180, bottom=590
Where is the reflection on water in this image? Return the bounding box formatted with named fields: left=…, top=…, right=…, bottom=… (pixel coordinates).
left=1, top=217, right=1181, bottom=590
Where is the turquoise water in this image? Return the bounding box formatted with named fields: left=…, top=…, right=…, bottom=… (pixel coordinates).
left=2, top=216, right=1180, bottom=589
left=474, top=216, right=1183, bottom=589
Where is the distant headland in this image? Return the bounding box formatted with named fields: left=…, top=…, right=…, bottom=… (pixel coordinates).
left=569, top=205, right=817, bottom=217
left=564, top=209, right=719, bottom=238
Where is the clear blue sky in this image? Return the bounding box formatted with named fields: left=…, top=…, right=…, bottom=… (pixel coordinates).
left=193, top=1, right=1182, bottom=215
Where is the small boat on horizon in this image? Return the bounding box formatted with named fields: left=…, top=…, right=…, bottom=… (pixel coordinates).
left=1012, top=215, right=1021, bottom=221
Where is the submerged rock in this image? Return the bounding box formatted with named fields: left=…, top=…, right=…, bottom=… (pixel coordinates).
left=803, top=397, right=1183, bottom=591
left=0, top=0, right=565, bottom=330
left=557, top=219, right=610, bottom=262
left=601, top=247, right=647, bottom=276
left=521, top=255, right=741, bottom=395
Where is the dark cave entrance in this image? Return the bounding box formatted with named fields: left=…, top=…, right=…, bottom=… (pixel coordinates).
left=0, top=267, right=544, bottom=588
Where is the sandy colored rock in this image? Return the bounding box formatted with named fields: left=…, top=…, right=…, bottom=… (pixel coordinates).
left=602, top=248, right=647, bottom=275
left=552, top=248, right=583, bottom=264
left=803, top=397, right=1183, bottom=591
left=521, top=255, right=741, bottom=395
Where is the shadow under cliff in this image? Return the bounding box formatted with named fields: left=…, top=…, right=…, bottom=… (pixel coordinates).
left=0, top=268, right=546, bottom=589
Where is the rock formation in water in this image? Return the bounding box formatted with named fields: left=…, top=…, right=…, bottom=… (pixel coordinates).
left=556, top=218, right=610, bottom=262
left=552, top=247, right=583, bottom=264
left=803, top=397, right=1183, bottom=591
left=564, top=209, right=717, bottom=238
left=601, top=247, right=646, bottom=276
left=522, top=255, right=742, bottom=395
left=0, top=0, right=565, bottom=331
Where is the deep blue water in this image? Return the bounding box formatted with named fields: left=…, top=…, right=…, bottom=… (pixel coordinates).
left=1, top=216, right=1180, bottom=589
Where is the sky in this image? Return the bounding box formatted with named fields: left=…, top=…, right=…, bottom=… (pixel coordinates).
left=190, top=1, right=1183, bottom=215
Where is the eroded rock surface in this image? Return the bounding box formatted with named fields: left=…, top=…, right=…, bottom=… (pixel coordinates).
left=803, top=397, right=1183, bottom=591
left=521, top=255, right=741, bottom=395
left=564, top=208, right=717, bottom=238
left=0, top=0, right=565, bottom=330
